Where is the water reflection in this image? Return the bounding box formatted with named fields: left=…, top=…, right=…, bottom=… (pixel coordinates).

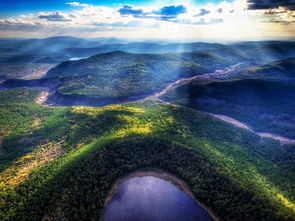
left=103, top=176, right=214, bottom=221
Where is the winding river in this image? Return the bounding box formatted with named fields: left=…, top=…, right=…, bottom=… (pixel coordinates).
left=146, top=62, right=248, bottom=100
left=1, top=62, right=294, bottom=144
left=142, top=63, right=295, bottom=145
left=208, top=113, right=295, bottom=144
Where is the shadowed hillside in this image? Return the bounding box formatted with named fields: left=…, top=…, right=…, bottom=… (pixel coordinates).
left=0, top=89, right=295, bottom=221
left=161, top=59, right=295, bottom=139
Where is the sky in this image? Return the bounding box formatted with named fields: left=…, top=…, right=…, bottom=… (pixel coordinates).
left=0, top=0, right=294, bottom=41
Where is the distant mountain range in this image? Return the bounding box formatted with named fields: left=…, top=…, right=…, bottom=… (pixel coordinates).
left=1, top=37, right=295, bottom=221
left=1, top=38, right=294, bottom=105
left=0, top=36, right=294, bottom=64
left=1, top=49, right=240, bottom=105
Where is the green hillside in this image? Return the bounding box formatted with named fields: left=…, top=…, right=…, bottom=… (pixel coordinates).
left=45, top=51, right=244, bottom=100
left=1, top=88, right=295, bottom=221
left=227, top=58, right=295, bottom=81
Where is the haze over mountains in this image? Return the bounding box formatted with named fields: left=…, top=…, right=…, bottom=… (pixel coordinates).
left=0, top=37, right=294, bottom=83
left=0, top=36, right=295, bottom=63
left=1, top=37, right=294, bottom=105
left=1, top=36, right=294, bottom=138
left=1, top=36, right=295, bottom=221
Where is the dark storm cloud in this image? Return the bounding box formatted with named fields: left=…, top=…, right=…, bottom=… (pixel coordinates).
left=38, top=12, right=71, bottom=21
left=247, top=0, right=295, bottom=10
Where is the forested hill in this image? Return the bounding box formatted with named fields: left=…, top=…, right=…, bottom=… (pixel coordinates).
left=0, top=88, right=295, bottom=221
left=43, top=50, right=245, bottom=100
left=160, top=58, right=295, bottom=139
left=1, top=39, right=295, bottom=221
left=1, top=37, right=294, bottom=59
left=45, top=50, right=242, bottom=78
left=229, top=58, right=295, bottom=81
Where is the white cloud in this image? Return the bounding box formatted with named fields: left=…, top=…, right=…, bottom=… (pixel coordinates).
left=38, top=12, right=72, bottom=21
left=259, top=7, right=295, bottom=24
left=0, top=0, right=294, bottom=40
left=66, top=2, right=90, bottom=7
left=0, top=19, right=44, bottom=30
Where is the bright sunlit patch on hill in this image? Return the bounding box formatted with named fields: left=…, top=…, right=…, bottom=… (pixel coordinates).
left=276, top=194, right=295, bottom=213
left=72, top=105, right=145, bottom=116
left=202, top=142, right=295, bottom=217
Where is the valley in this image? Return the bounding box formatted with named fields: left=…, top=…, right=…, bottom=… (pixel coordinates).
left=208, top=113, right=295, bottom=144
left=0, top=63, right=55, bottom=80
left=1, top=58, right=293, bottom=145
left=0, top=38, right=295, bottom=221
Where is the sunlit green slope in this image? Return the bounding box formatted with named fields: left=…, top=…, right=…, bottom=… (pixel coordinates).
left=0, top=88, right=295, bottom=221
left=45, top=51, right=244, bottom=99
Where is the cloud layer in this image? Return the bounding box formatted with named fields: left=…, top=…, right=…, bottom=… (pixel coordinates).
left=247, top=0, right=295, bottom=10
left=0, top=1, right=294, bottom=40
left=119, top=5, right=143, bottom=15
left=195, top=9, right=211, bottom=17
left=158, top=5, right=187, bottom=16
left=38, top=12, right=72, bottom=21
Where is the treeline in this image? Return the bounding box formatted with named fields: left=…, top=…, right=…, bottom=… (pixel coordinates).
left=46, top=50, right=242, bottom=100
left=1, top=136, right=294, bottom=221
left=1, top=89, right=295, bottom=220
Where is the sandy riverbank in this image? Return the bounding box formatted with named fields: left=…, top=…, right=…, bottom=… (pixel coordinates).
left=208, top=113, right=295, bottom=145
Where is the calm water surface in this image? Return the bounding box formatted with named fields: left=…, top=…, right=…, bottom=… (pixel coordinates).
left=103, top=176, right=214, bottom=221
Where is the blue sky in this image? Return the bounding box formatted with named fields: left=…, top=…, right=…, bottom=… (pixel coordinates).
left=0, top=0, right=230, bottom=17
left=0, top=0, right=294, bottom=40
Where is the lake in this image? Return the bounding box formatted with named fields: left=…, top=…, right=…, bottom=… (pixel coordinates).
left=103, top=174, right=215, bottom=221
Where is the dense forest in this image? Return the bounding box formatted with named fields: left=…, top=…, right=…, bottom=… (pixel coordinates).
left=161, top=59, right=295, bottom=139
left=1, top=88, right=295, bottom=221
left=1, top=39, right=295, bottom=221
left=45, top=51, right=238, bottom=99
